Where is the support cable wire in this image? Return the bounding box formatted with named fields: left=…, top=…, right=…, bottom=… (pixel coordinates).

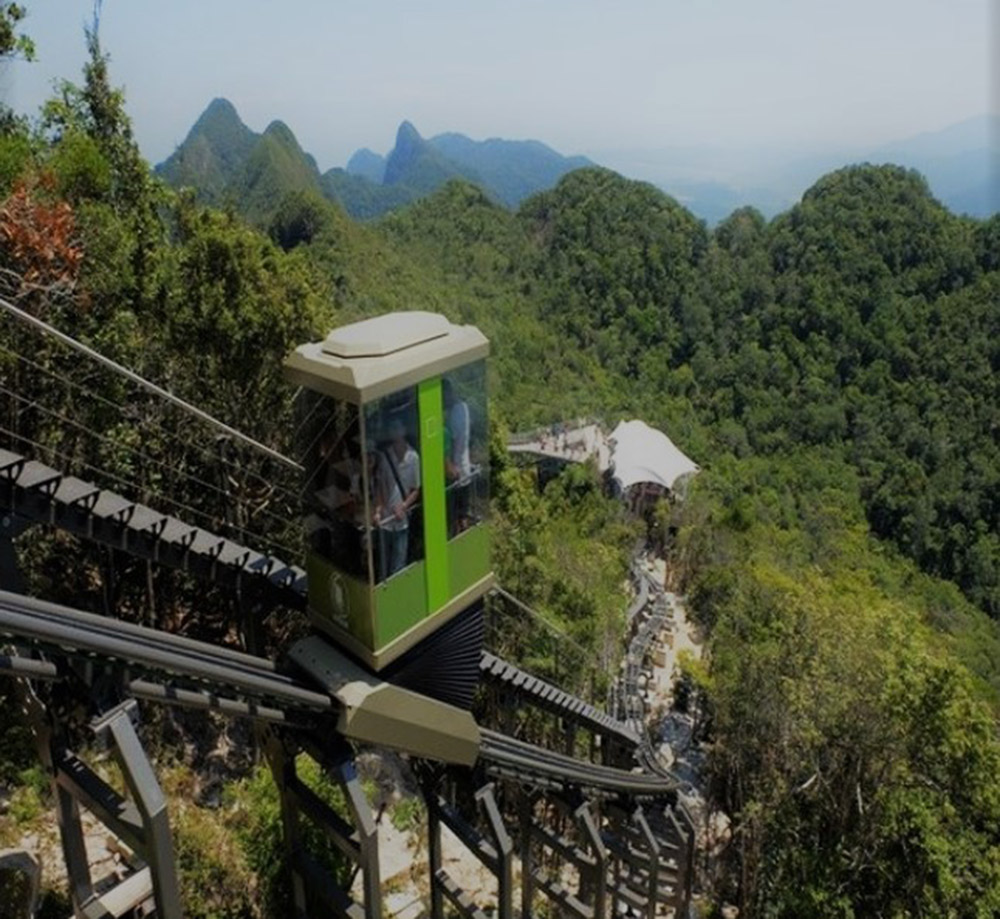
left=0, top=422, right=299, bottom=561
left=491, top=586, right=592, bottom=661
left=0, top=296, right=302, bottom=471
left=296, top=410, right=340, bottom=499
left=0, top=381, right=302, bottom=541
left=0, top=342, right=301, bottom=506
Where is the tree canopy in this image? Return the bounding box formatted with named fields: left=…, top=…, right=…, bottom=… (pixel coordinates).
left=1, top=25, right=999, bottom=916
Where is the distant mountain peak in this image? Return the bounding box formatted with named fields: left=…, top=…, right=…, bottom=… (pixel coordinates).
left=383, top=121, right=457, bottom=189
left=390, top=121, right=426, bottom=164
left=202, top=96, right=239, bottom=118
left=263, top=120, right=298, bottom=145
left=346, top=148, right=386, bottom=183
left=159, top=101, right=600, bottom=221
left=180, top=97, right=253, bottom=146
left=155, top=97, right=259, bottom=199
left=396, top=120, right=422, bottom=143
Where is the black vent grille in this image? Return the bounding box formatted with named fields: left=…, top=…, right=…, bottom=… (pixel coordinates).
left=384, top=603, right=484, bottom=710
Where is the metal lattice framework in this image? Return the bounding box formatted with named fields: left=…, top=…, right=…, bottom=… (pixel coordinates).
left=0, top=444, right=694, bottom=918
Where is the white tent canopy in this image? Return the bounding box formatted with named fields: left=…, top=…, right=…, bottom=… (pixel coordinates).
left=608, top=420, right=699, bottom=492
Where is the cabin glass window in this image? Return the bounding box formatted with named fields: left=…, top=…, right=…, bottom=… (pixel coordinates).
left=443, top=360, right=488, bottom=538
left=364, top=386, right=423, bottom=583
left=296, top=391, right=371, bottom=581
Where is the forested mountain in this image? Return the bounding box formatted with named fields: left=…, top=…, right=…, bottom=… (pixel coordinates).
left=154, top=97, right=258, bottom=202
left=365, top=163, right=1000, bottom=627
left=323, top=121, right=471, bottom=218
left=156, top=100, right=594, bottom=222
left=4, top=31, right=1000, bottom=917
left=329, top=121, right=596, bottom=216
left=227, top=119, right=323, bottom=225
left=345, top=146, right=386, bottom=183
left=383, top=120, right=466, bottom=190
left=155, top=102, right=324, bottom=224
left=504, top=165, right=1000, bottom=616
left=425, top=132, right=593, bottom=207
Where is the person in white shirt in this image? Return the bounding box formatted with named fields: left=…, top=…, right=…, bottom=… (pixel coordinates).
left=376, top=419, right=420, bottom=578
left=443, top=378, right=471, bottom=481
left=443, top=378, right=472, bottom=533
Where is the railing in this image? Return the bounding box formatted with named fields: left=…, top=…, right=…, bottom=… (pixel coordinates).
left=506, top=417, right=607, bottom=447
left=485, top=586, right=600, bottom=704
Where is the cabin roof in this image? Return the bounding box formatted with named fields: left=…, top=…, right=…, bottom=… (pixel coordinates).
left=284, top=311, right=489, bottom=403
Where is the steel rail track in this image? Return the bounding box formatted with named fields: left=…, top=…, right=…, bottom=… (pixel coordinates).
left=0, top=590, right=332, bottom=714
left=1, top=447, right=674, bottom=794
left=2, top=446, right=640, bottom=751
left=479, top=729, right=676, bottom=798
left=479, top=650, right=641, bottom=749
left=0, top=588, right=676, bottom=798
left=616, top=564, right=677, bottom=779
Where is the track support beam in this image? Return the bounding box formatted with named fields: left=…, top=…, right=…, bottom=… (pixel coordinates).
left=423, top=775, right=514, bottom=919
left=265, top=730, right=379, bottom=919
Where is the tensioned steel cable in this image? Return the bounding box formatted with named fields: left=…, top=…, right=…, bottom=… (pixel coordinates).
left=491, top=586, right=593, bottom=661
left=0, top=342, right=302, bottom=506
left=0, top=381, right=301, bottom=542
left=0, top=423, right=299, bottom=562
left=0, top=296, right=302, bottom=471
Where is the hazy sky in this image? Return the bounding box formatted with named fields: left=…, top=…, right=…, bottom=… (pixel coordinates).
left=2, top=0, right=995, bottom=173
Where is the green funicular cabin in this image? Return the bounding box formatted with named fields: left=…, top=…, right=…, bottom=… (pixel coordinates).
left=285, top=312, right=494, bottom=679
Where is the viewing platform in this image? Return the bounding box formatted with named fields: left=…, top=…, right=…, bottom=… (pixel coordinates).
left=508, top=419, right=699, bottom=501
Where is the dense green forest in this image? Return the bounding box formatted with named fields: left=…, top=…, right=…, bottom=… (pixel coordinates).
left=2, top=12, right=1000, bottom=917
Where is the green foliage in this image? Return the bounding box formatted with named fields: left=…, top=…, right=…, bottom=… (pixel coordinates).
left=3, top=34, right=1000, bottom=917
left=677, top=457, right=1000, bottom=915
left=223, top=757, right=351, bottom=917
left=0, top=129, right=33, bottom=193
left=0, top=684, right=37, bottom=789
left=521, top=168, right=708, bottom=376
left=0, top=2, right=34, bottom=60
left=47, top=130, right=113, bottom=201
left=268, top=189, right=336, bottom=251
left=0, top=765, right=48, bottom=847
left=491, top=456, right=640, bottom=691
left=170, top=803, right=257, bottom=918
left=321, top=168, right=418, bottom=220
left=389, top=794, right=425, bottom=834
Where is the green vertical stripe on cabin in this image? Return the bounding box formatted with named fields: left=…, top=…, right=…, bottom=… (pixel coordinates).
left=418, top=377, right=449, bottom=611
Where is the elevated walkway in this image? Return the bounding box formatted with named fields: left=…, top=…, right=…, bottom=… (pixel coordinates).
left=508, top=419, right=699, bottom=497
left=507, top=422, right=612, bottom=471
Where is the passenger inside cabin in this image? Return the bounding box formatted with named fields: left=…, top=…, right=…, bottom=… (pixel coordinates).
left=302, top=404, right=369, bottom=580
left=444, top=377, right=472, bottom=534
left=376, top=418, right=420, bottom=579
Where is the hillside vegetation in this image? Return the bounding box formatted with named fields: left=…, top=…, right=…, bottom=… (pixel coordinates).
left=2, top=22, right=1000, bottom=917
left=157, top=99, right=593, bottom=222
